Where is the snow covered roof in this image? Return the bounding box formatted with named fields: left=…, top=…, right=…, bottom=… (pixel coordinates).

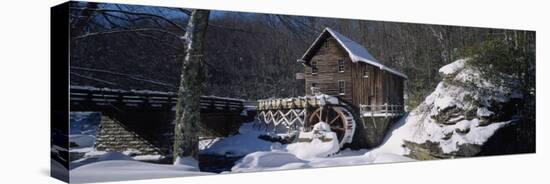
left=299, top=28, right=407, bottom=79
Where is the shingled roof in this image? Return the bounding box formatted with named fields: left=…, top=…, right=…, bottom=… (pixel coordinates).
left=299, top=27, right=407, bottom=79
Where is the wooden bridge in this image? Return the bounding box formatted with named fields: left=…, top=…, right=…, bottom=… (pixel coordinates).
left=70, top=86, right=245, bottom=112
left=69, top=85, right=248, bottom=156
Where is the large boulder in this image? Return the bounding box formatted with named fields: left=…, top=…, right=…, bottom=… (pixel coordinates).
left=400, top=59, right=525, bottom=160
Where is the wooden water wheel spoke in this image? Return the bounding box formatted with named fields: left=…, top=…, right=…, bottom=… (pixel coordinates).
left=307, top=106, right=355, bottom=147
left=319, top=107, right=324, bottom=122
left=329, top=115, right=340, bottom=125
left=331, top=127, right=345, bottom=132
left=324, top=107, right=330, bottom=123
left=312, top=111, right=320, bottom=120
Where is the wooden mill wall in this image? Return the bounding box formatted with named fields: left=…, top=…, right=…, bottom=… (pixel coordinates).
left=304, top=37, right=353, bottom=102
left=304, top=37, right=404, bottom=108
left=350, top=63, right=404, bottom=107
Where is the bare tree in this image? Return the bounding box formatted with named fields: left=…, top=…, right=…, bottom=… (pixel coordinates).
left=173, top=9, right=211, bottom=163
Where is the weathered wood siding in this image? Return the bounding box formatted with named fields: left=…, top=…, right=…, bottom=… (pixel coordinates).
left=305, top=37, right=404, bottom=108
left=304, top=38, right=353, bottom=102
left=350, top=62, right=404, bottom=107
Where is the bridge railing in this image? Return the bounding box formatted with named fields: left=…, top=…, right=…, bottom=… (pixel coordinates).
left=70, top=86, right=244, bottom=111
left=360, top=103, right=404, bottom=117
left=257, top=97, right=322, bottom=110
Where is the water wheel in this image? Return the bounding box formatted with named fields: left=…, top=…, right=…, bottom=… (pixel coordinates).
left=306, top=106, right=356, bottom=147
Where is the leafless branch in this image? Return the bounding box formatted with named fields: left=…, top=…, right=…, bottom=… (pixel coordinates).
left=71, top=7, right=187, bottom=32
left=208, top=23, right=267, bottom=34
left=71, top=66, right=175, bottom=87
left=71, top=72, right=117, bottom=85
left=73, top=28, right=184, bottom=43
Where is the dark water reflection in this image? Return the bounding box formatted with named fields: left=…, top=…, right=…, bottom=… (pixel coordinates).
left=199, top=154, right=243, bottom=173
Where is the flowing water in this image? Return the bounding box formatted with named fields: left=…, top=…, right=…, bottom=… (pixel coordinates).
left=199, top=154, right=243, bottom=173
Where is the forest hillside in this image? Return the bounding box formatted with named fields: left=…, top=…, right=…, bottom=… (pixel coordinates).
left=68, top=2, right=535, bottom=110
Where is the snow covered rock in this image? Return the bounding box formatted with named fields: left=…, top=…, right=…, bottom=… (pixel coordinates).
left=439, top=58, right=466, bottom=77
left=288, top=122, right=340, bottom=159
left=398, top=59, right=523, bottom=159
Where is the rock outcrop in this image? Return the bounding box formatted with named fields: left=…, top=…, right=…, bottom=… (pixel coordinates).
left=399, top=59, right=525, bottom=160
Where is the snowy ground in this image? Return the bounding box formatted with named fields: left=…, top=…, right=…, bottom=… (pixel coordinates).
left=67, top=118, right=417, bottom=182
left=68, top=112, right=203, bottom=183
left=229, top=121, right=415, bottom=173
left=70, top=157, right=211, bottom=183
left=69, top=141, right=210, bottom=183
left=67, top=111, right=419, bottom=183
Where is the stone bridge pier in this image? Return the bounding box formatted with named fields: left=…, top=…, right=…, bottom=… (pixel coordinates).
left=93, top=109, right=175, bottom=156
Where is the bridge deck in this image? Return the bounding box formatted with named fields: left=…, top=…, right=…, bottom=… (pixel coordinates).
left=70, top=86, right=245, bottom=112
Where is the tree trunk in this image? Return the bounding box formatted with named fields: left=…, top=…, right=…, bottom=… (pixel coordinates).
left=173, top=9, right=210, bottom=163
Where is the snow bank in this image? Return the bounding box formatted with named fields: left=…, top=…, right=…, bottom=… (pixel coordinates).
left=200, top=123, right=273, bottom=156
left=368, top=152, right=415, bottom=164
left=365, top=114, right=415, bottom=155
left=232, top=148, right=414, bottom=172
left=70, top=151, right=134, bottom=169
left=69, top=151, right=209, bottom=183
left=231, top=151, right=308, bottom=172
left=70, top=160, right=211, bottom=183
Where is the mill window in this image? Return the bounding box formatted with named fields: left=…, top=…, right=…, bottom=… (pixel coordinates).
left=338, top=59, right=345, bottom=72
left=338, top=80, right=345, bottom=95
left=311, top=61, right=318, bottom=74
